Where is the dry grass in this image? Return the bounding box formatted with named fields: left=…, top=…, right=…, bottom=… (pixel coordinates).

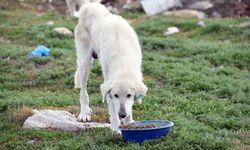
left=41, top=105, right=80, bottom=115
left=233, top=129, right=250, bottom=150
left=238, top=129, right=250, bottom=139
left=233, top=139, right=250, bottom=150
left=91, top=107, right=109, bottom=123
left=42, top=106, right=109, bottom=122
left=12, top=106, right=33, bottom=125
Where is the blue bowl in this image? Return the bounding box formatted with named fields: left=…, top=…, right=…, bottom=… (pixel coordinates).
left=119, top=120, right=174, bottom=143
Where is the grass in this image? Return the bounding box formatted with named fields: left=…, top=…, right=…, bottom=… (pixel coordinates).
left=0, top=9, right=250, bottom=149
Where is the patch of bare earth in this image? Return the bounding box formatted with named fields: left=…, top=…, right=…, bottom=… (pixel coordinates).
left=144, top=75, right=165, bottom=87
left=233, top=129, right=250, bottom=150
left=128, top=16, right=148, bottom=26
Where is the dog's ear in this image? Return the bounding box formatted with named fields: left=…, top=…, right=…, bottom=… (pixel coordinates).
left=100, top=82, right=112, bottom=103
left=133, top=81, right=148, bottom=105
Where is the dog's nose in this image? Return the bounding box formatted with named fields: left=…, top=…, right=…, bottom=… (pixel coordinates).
left=118, top=112, right=126, bottom=119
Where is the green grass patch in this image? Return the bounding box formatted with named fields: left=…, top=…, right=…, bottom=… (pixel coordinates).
left=0, top=9, right=249, bottom=149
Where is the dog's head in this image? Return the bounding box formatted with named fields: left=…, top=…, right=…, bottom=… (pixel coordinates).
left=101, top=80, right=148, bottom=119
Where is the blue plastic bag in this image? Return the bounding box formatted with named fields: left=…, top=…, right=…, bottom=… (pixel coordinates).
left=31, top=45, right=50, bottom=56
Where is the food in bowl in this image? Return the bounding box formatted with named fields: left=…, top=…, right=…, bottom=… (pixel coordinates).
left=119, top=124, right=160, bottom=129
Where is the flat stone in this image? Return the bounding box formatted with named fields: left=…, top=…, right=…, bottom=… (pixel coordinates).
left=27, top=140, right=37, bottom=145
left=53, top=27, right=73, bottom=36
left=46, top=21, right=54, bottom=26
left=186, top=1, right=213, bottom=10
left=237, top=21, right=250, bottom=28
left=163, top=9, right=207, bottom=19
left=141, top=0, right=183, bottom=16
left=23, top=109, right=111, bottom=131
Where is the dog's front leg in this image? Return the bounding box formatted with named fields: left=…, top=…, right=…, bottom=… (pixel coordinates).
left=108, top=100, right=121, bottom=134
left=74, top=26, right=93, bottom=122
left=77, top=58, right=92, bottom=122
left=124, top=110, right=134, bottom=125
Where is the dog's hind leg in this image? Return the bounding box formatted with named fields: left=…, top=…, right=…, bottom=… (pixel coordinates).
left=74, top=25, right=93, bottom=122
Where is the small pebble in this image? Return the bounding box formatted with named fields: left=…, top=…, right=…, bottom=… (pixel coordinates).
left=53, top=27, right=73, bottom=36
left=47, top=21, right=54, bottom=26
left=197, top=21, right=205, bottom=27
left=27, top=140, right=37, bottom=145
left=164, top=27, right=180, bottom=35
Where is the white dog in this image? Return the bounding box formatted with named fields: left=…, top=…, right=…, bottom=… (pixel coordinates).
left=74, top=3, right=148, bottom=132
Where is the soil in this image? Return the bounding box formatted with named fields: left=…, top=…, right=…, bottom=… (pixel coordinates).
left=206, top=0, right=250, bottom=17
left=1, top=0, right=249, bottom=17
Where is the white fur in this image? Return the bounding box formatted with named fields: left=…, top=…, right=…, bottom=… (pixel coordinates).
left=65, top=0, right=102, bottom=16
left=74, top=3, right=148, bottom=132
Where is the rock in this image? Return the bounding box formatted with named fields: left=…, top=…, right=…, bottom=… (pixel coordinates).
left=180, top=0, right=200, bottom=6
left=211, top=11, right=222, bottom=18
left=23, top=109, right=111, bottom=131
left=229, top=21, right=250, bottom=28
left=186, top=1, right=213, bottom=10
left=27, top=140, right=37, bottom=145
left=46, top=21, right=54, bottom=26
left=163, top=9, right=207, bottom=19
left=36, top=13, right=44, bottom=17
left=5, top=57, right=10, bottom=61
left=53, top=27, right=73, bottom=36
left=197, top=20, right=205, bottom=27
left=237, top=21, right=250, bottom=28
left=123, top=0, right=142, bottom=10
left=141, top=0, right=183, bottom=16
left=224, top=40, right=231, bottom=44
left=164, top=27, right=180, bottom=35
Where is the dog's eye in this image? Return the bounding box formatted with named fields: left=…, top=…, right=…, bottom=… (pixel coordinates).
left=114, top=94, right=119, bottom=98
left=127, top=94, right=131, bottom=98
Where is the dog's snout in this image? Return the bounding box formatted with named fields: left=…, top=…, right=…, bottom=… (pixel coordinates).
left=119, top=105, right=126, bottom=118
left=118, top=112, right=126, bottom=119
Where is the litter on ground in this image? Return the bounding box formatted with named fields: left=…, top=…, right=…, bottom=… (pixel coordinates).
left=31, top=45, right=50, bottom=56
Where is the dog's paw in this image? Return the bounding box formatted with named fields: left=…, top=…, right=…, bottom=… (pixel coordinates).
left=77, top=113, right=91, bottom=122
left=112, top=129, right=121, bottom=135
left=129, top=119, right=135, bottom=123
